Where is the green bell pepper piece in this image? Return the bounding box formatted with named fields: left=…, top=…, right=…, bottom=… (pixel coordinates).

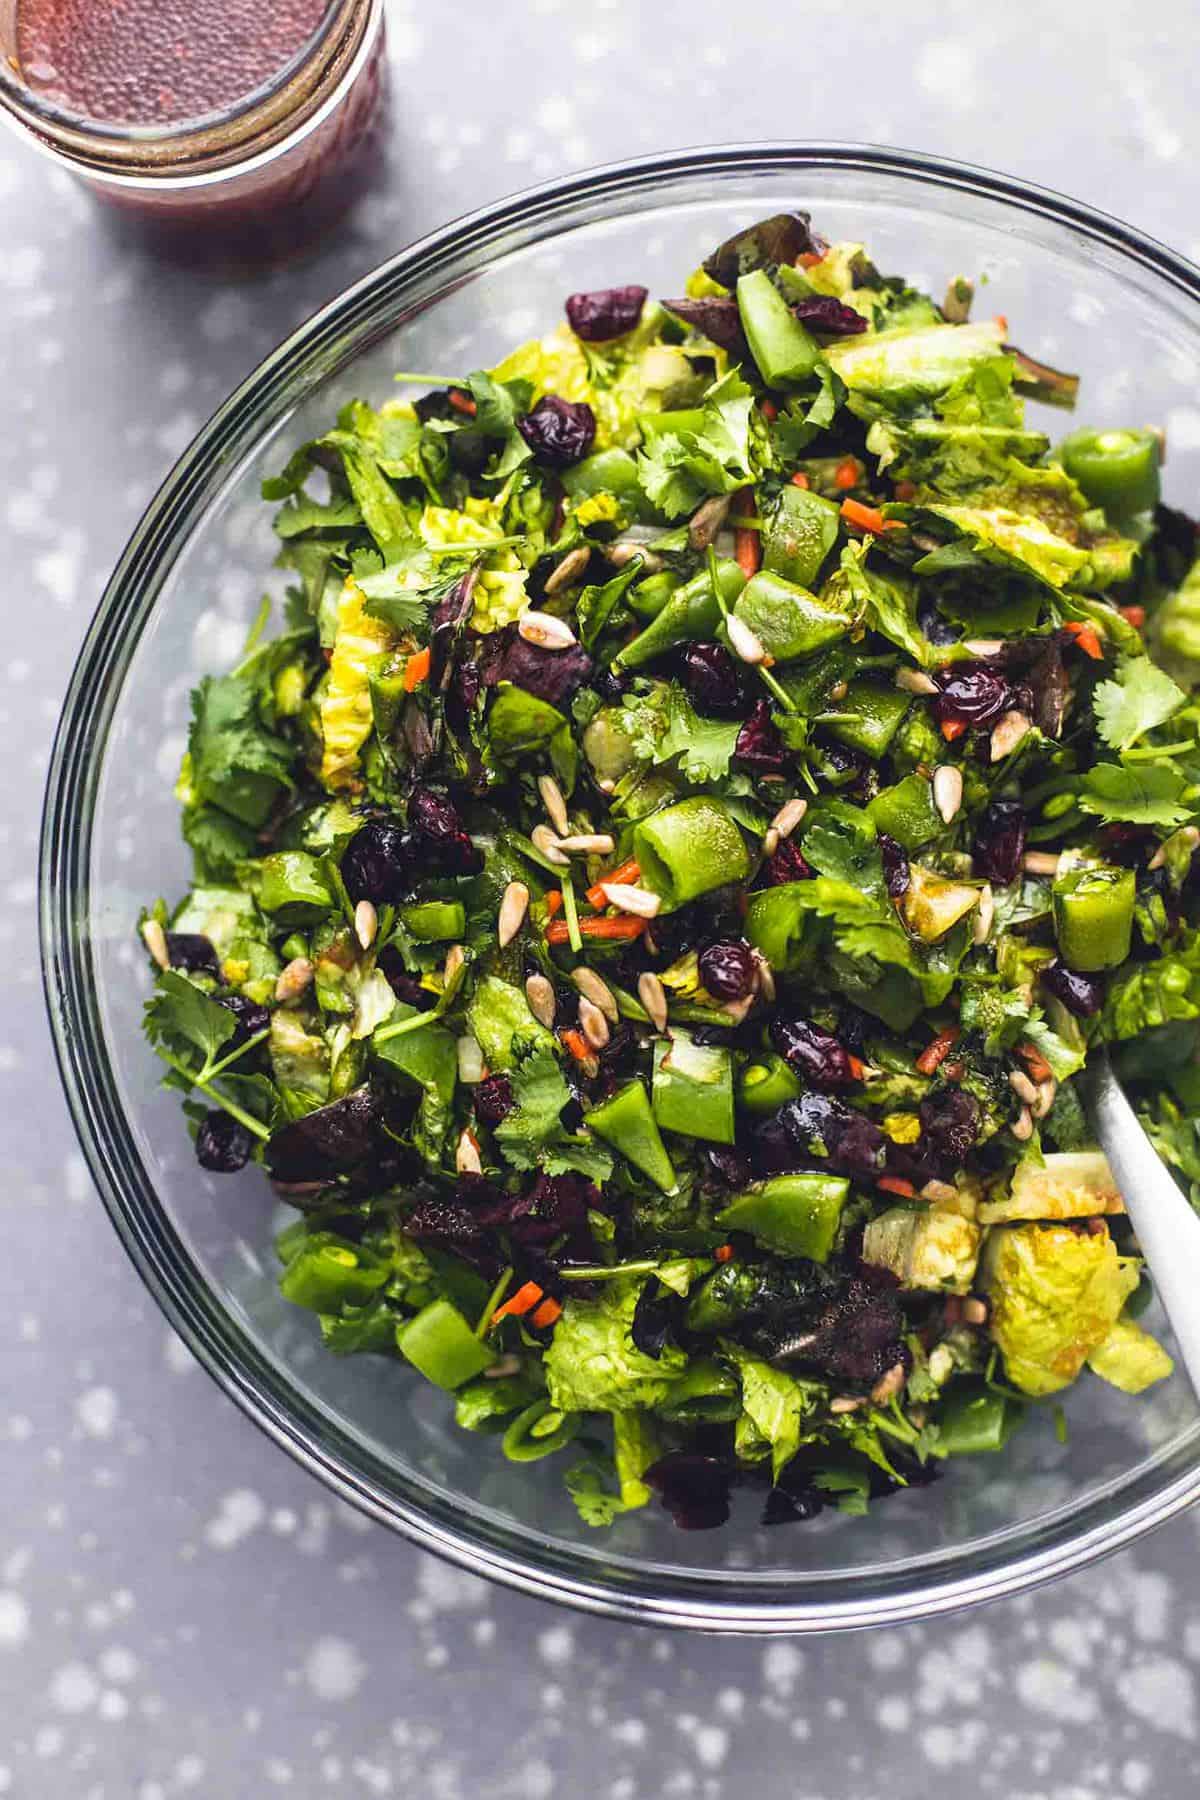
left=399, top=900, right=467, bottom=942
left=1058, top=428, right=1160, bottom=518
left=761, top=483, right=841, bottom=587
left=934, top=1383, right=1025, bottom=1454
left=501, top=1398, right=583, bottom=1462
left=736, top=270, right=820, bottom=386
left=869, top=774, right=942, bottom=850
left=614, top=559, right=746, bottom=670
left=824, top=676, right=912, bottom=758
left=586, top=1080, right=677, bottom=1191
left=1053, top=864, right=1136, bottom=971
left=560, top=447, right=643, bottom=503
left=396, top=1298, right=492, bottom=1390
left=744, top=881, right=815, bottom=972
left=633, top=796, right=749, bottom=911
left=652, top=1030, right=735, bottom=1144
left=736, top=1053, right=802, bottom=1114
left=255, top=851, right=333, bottom=927
left=715, top=1173, right=849, bottom=1262
left=279, top=1233, right=391, bottom=1313
left=732, top=569, right=852, bottom=662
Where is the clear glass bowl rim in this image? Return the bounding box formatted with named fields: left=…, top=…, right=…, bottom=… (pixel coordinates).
left=40, top=141, right=1200, bottom=1634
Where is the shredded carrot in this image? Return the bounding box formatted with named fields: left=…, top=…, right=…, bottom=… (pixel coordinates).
left=840, top=496, right=889, bottom=535
left=531, top=1297, right=563, bottom=1329
left=940, top=717, right=968, bottom=742
left=1119, top=604, right=1147, bottom=629
left=490, top=1280, right=544, bottom=1326
left=403, top=645, right=431, bottom=691
left=834, top=456, right=861, bottom=491
left=448, top=388, right=477, bottom=416
left=877, top=1176, right=916, bottom=1199
left=547, top=915, right=646, bottom=945
left=994, top=314, right=1009, bottom=333
left=847, top=1054, right=867, bottom=1082
left=561, top=1028, right=593, bottom=1064
left=796, top=251, right=824, bottom=269
left=1018, top=1042, right=1053, bottom=1083
left=916, top=1027, right=960, bottom=1077
left=586, top=859, right=641, bottom=910
left=713, top=1244, right=735, bottom=1263
left=790, top=470, right=811, bottom=489
left=893, top=479, right=917, bottom=502
left=1063, top=619, right=1104, bottom=661
left=733, top=489, right=760, bottom=579
left=544, top=891, right=563, bottom=919
left=760, top=398, right=779, bottom=422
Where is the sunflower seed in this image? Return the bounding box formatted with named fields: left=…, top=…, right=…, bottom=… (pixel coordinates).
left=921, top=1179, right=959, bottom=1204
left=456, top=1036, right=485, bottom=1083
left=1148, top=824, right=1199, bottom=870
left=518, top=609, right=577, bottom=651
left=973, top=882, right=994, bottom=945
left=637, top=970, right=668, bottom=1031
left=870, top=1361, right=907, bottom=1405
left=932, top=764, right=963, bottom=824
left=275, top=957, right=315, bottom=1003
left=829, top=679, right=849, bottom=702
left=525, top=973, right=557, bottom=1028
left=537, top=774, right=569, bottom=836
left=990, top=709, right=1032, bottom=760
left=578, top=996, right=611, bottom=1050
left=607, top=540, right=663, bottom=573
left=141, top=918, right=170, bottom=970
left=1022, top=850, right=1061, bottom=876
left=443, top=943, right=466, bottom=986
left=688, top=492, right=734, bottom=551
left=770, top=797, right=808, bottom=839
left=1033, top=1076, right=1057, bottom=1120
left=942, top=276, right=974, bottom=323
left=753, top=954, right=776, bottom=1003
left=599, top=881, right=661, bottom=918
left=455, top=1129, right=483, bottom=1175
left=726, top=614, right=767, bottom=665
left=498, top=881, right=530, bottom=948
left=1011, top=1105, right=1035, bottom=1142
left=531, top=824, right=570, bottom=867
left=354, top=899, right=378, bottom=950
left=556, top=833, right=616, bottom=855
left=963, top=637, right=1005, bottom=657
left=542, top=546, right=591, bottom=596
left=571, top=966, right=618, bottom=1023
left=830, top=1396, right=866, bottom=1415
left=597, top=778, right=616, bottom=795
left=485, top=1354, right=521, bottom=1379
left=1009, top=1068, right=1039, bottom=1105
left=961, top=1297, right=989, bottom=1326
left=895, top=667, right=940, bottom=696
left=761, top=826, right=780, bottom=858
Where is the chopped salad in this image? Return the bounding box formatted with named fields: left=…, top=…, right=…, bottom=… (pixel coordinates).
left=142, top=208, right=1200, bottom=1532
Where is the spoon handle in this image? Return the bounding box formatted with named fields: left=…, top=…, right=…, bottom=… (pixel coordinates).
left=1087, top=1051, right=1200, bottom=1397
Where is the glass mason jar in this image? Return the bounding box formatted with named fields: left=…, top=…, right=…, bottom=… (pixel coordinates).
left=0, top=0, right=386, bottom=255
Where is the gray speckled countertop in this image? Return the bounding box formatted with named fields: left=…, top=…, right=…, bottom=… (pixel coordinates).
left=4, top=2, right=1200, bottom=1793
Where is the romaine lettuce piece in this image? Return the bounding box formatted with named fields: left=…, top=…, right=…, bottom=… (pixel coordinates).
left=978, top=1150, right=1124, bottom=1225
left=318, top=579, right=396, bottom=790
left=1087, top=1317, right=1174, bottom=1394
left=824, top=320, right=1007, bottom=409
left=543, top=1282, right=687, bottom=1413
left=862, top=1207, right=981, bottom=1294
left=981, top=1223, right=1139, bottom=1396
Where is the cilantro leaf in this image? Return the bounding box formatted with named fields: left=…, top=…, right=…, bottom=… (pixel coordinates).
left=655, top=688, right=740, bottom=784
left=187, top=672, right=295, bottom=829
left=564, top=1457, right=630, bottom=1527
left=1077, top=762, right=1192, bottom=828
left=1093, top=655, right=1186, bottom=752
left=495, top=1049, right=614, bottom=1181
left=144, top=970, right=236, bottom=1069
left=317, top=430, right=413, bottom=558
left=637, top=370, right=756, bottom=519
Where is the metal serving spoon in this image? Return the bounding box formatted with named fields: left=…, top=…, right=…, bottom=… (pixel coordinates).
left=1085, top=1048, right=1200, bottom=1398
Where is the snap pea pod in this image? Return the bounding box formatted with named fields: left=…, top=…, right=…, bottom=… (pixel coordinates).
left=613, top=559, right=746, bottom=669
left=633, top=796, right=750, bottom=911
left=586, top=1079, right=678, bottom=1192
left=1053, top=864, right=1136, bottom=971
left=652, top=1030, right=735, bottom=1145
left=736, top=1053, right=802, bottom=1114
left=715, top=1174, right=849, bottom=1262
left=396, top=1299, right=493, bottom=1390
left=1058, top=428, right=1160, bottom=518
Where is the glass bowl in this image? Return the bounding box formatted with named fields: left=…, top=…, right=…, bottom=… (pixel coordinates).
left=41, top=144, right=1200, bottom=1633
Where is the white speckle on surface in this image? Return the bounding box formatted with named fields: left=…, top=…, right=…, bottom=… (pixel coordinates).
left=415, top=1554, right=488, bottom=1613
left=1122, top=1656, right=1197, bottom=1738
left=304, top=1637, right=366, bottom=1703
left=75, top=1387, right=118, bottom=1439
left=49, top=1662, right=99, bottom=1713
left=1015, top=1657, right=1099, bottom=1724
left=1166, top=406, right=1200, bottom=451
left=920, top=1720, right=988, bottom=1769
left=0, top=1590, right=30, bottom=1649
left=691, top=1725, right=728, bottom=1770
left=162, top=1331, right=195, bottom=1376
left=34, top=530, right=84, bottom=608
left=762, top=1641, right=804, bottom=1695
left=98, top=1688, right=130, bottom=1721
left=98, top=1645, right=138, bottom=1684
left=204, top=1489, right=265, bottom=1551
left=537, top=1625, right=574, bottom=1667
left=914, top=39, right=976, bottom=109
left=65, top=1153, right=90, bottom=1204
left=878, top=1696, right=911, bottom=1732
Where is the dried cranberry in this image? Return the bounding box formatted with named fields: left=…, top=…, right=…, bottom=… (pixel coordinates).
left=196, top=1109, right=254, bottom=1173
left=734, top=699, right=789, bottom=774
left=703, top=211, right=825, bottom=289
left=376, top=947, right=437, bottom=1011
left=972, top=799, right=1027, bottom=885
left=771, top=1276, right=907, bottom=1388
left=491, top=630, right=594, bottom=710
left=770, top=1016, right=856, bottom=1089
left=408, top=787, right=483, bottom=876
left=517, top=395, right=596, bottom=467
left=789, top=295, right=869, bottom=337
left=762, top=837, right=814, bottom=885
left=631, top=1280, right=681, bottom=1359
left=680, top=642, right=746, bottom=716
left=661, top=296, right=752, bottom=361
left=341, top=820, right=416, bottom=905
left=645, top=1454, right=734, bottom=1531
left=565, top=285, right=648, bottom=342
left=702, top=1145, right=752, bottom=1189
left=267, top=1087, right=382, bottom=1183
left=473, top=1074, right=515, bottom=1128
left=747, top=1109, right=803, bottom=1176
left=918, top=1088, right=980, bottom=1172
left=218, top=992, right=271, bottom=1048
left=403, top=1194, right=489, bottom=1257
left=932, top=665, right=1012, bottom=730
left=698, top=938, right=756, bottom=1000
left=509, top=1173, right=602, bottom=1260
left=165, top=932, right=220, bottom=977
left=878, top=832, right=910, bottom=899
left=1041, top=959, right=1105, bottom=1018
left=778, top=1093, right=886, bottom=1181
